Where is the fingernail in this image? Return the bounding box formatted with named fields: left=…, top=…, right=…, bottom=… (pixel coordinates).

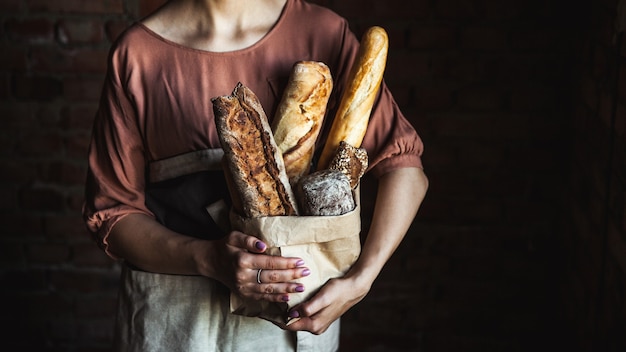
left=289, top=310, right=300, bottom=318
left=302, top=269, right=311, bottom=277
left=282, top=295, right=290, bottom=302
left=255, top=241, right=266, bottom=250
left=295, top=285, right=305, bottom=292
left=296, top=259, right=305, bottom=267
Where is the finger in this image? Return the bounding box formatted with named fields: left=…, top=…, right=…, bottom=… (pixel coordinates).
left=226, top=231, right=266, bottom=253
left=258, top=267, right=311, bottom=284
left=252, top=254, right=306, bottom=270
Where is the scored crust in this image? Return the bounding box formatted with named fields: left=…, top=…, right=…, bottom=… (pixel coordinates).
left=213, top=83, right=298, bottom=217
left=272, top=61, right=333, bottom=185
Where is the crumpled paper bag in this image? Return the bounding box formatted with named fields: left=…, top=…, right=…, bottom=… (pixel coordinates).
left=228, top=190, right=361, bottom=325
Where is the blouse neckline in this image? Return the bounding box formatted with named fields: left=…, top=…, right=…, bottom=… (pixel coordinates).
left=135, top=0, right=291, bottom=56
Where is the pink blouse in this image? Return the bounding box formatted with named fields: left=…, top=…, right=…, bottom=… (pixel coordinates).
left=83, top=0, right=424, bottom=255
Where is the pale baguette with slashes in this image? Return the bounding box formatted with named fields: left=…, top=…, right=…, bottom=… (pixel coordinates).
left=317, top=26, right=388, bottom=170
left=272, top=61, right=333, bottom=185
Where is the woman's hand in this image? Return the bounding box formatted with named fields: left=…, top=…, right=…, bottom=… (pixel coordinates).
left=206, top=230, right=311, bottom=303
left=280, top=274, right=369, bottom=334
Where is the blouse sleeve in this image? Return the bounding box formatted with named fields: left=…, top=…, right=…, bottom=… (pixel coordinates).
left=324, top=21, right=424, bottom=178
left=82, top=47, right=153, bottom=259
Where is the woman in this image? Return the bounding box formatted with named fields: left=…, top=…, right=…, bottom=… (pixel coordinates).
left=83, top=0, right=428, bottom=351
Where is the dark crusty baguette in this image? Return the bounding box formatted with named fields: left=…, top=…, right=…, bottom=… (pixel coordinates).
left=212, top=83, right=298, bottom=218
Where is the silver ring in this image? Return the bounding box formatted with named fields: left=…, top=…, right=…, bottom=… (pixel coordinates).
left=256, top=269, right=263, bottom=284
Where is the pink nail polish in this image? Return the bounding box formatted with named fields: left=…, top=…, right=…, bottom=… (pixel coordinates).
left=289, top=310, right=300, bottom=318
left=255, top=241, right=266, bottom=250
left=296, top=285, right=305, bottom=292
left=302, top=269, right=311, bottom=276
left=296, top=259, right=305, bottom=267
left=282, top=295, right=290, bottom=302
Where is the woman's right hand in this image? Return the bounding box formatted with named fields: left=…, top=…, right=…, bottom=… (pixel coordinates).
left=203, top=230, right=310, bottom=303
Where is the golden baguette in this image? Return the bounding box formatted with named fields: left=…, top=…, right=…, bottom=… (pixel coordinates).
left=317, top=26, right=388, bottom=170
left=272, top=61, right=333, bottom=185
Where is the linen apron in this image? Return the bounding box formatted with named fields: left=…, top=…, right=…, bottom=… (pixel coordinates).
left=113, top=149, right=340, bottom=352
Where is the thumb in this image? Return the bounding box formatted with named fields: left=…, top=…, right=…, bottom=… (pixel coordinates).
left=227, top=230, right=267, bottom=253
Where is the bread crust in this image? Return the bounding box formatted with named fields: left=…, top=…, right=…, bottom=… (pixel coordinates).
left=213, top=83, right=298, bottom=217
left=272, top=61, right=333, bottom=184
left=317, top=26, right=388, bottom=170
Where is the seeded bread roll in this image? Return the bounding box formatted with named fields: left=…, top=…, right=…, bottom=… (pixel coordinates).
left=213, top=83, right=298, bottom=218
left=317, top=26, right=389, bottom=170
left=328, top=141, right=368, bottom=189
left=272, top=61, right=333, bottom=185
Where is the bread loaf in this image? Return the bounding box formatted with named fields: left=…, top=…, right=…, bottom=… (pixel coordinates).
left=296, top=169, right=355, bottom=216
left=317, top=26, right=389, bottom=170
left=213, top=83, right=298, bottom=218
left=328, top=141, right=368, bottom=189
left=272, top=61, right=333, bottom=185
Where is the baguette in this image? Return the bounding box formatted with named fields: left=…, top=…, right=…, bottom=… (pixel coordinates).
left=272, top=61, right=333, bottom=185
left=317, top=26, right=389, bottom=170
left=212, top=83, right=298, bottom=218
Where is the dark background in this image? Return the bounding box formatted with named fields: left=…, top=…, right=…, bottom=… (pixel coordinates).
left=1, top=0, right=625, bottom=351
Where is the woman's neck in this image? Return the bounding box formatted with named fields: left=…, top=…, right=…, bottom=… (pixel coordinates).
left=143, top=0, right=287, bottom=52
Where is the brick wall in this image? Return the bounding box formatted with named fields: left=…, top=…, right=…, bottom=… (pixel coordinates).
left=559, top=0, right=626, bottom=350
left=0, top=0, right=622, bottom=351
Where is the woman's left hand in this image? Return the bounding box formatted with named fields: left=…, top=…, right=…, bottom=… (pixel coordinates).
left=279, top=274, right=369, bottom=334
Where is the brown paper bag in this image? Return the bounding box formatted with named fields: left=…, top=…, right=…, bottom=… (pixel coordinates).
left=228, top=191, right=362, bottom=325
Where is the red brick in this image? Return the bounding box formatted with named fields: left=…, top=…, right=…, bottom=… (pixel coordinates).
left=139, top=0, right=167, bottom=17
left=12, top=74, right=62, bottom=101
left=72, top=243, right=114, bottom=267
left=63, top=77, right=104, bottom=101
left=19, top=186, right=66, bottom=211
left=64, top=133, right=91, bottom=158
left=0, top=73, right=9, bottom=99
left=34, top=103, right=61, bottom=128
left=50, top=270, right=118, bottom=293
left=434, top=0, right=479, bottom=19
left=480, top=0, right=525, bottom=20
left=0, top=214, right=45, bottom=237
left=619, top=58, right=626, bottom=105
left=45, top=161, right=86, bottom=186
left=457, top=86, right=506, bottom=111
left=332, top=0, right=429, bottom=20
left=0, top=44, right=28, bottom=71
left=1, top=269, right=48, bottom=291
left=5, top=18, right=54, bottom=44
left=414, top=86, right=454, bottom=111
left=510, top=85, right=556, bottom=111
left=74, top=295, right=117, bottom=319
left=26, top=0, right=124, bottom=14
left=0, top=241, right=25, bottom=263
left=0, top=186, right=17, bottom=211
left=60, top=104, right=98, bottom=130
left=30, top=47, right=108, bottom=73
left=105, top=19, right=132, bottom=42
left=1, top=102, right=35, bottom=129
left=386, top=52, right=430, bottom=83
left=45, top=214, right=90, bottom=239
left=0, top=0, right=21, bottom=12
left=16, top=132, right=64, bottom=157
left=461, top=26, right=508, bottom=50
left=26, top=242, right=71, bottom=264
left=510, top=27, right=561, bottom=51
left=56, top=18, right=104, bottom=45
left=408, top=24, right=457, bottom=50
left=67, top=192, right=85, bottom=212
